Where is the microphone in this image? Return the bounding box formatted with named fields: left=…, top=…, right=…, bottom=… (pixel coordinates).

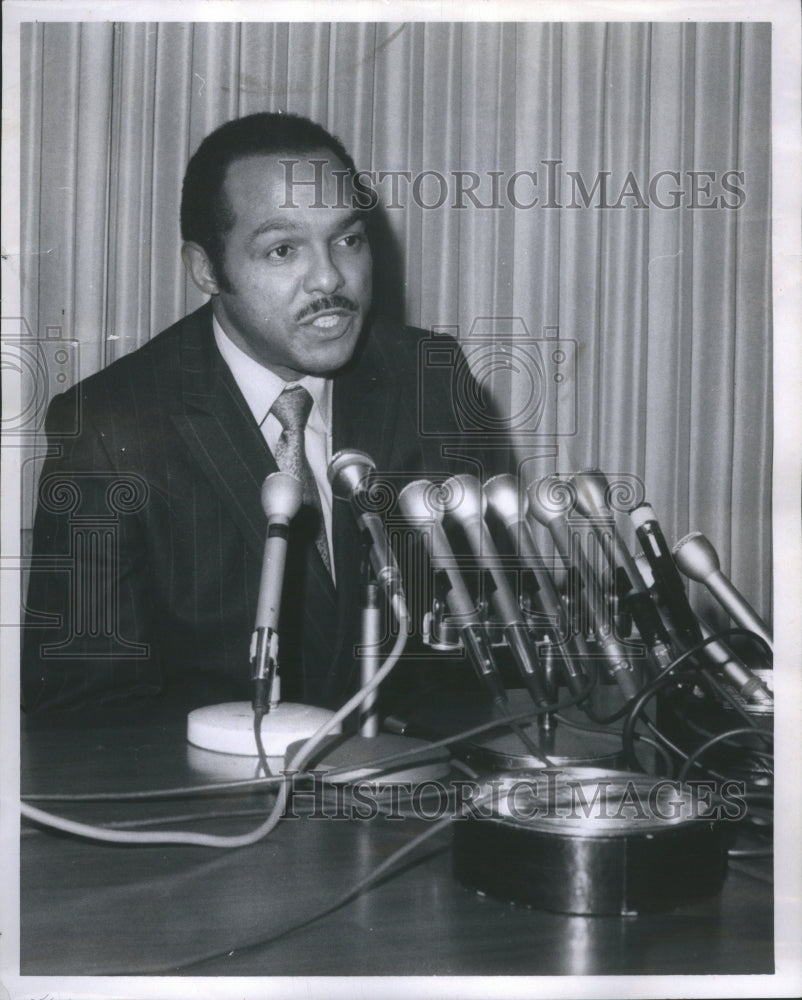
left=483, top=473, right=588, bottom=693
left=672, top=532, right=773, bottom=652
left=571, top=470, right=674, bottom=670
left=188, top=471, right=343, bottom=764
left=630, top=503, right=704, bottom=653
left=635, top=552, right=772, bottom=706
left=252, top=472, right=303, bottom=712
left=328, top=450, right=408, bottom=622
left=527, top=476, right=640, bottom=699
left=439, top=474, right=549, bottom=706
left=397, top=480, right=507, bottom=704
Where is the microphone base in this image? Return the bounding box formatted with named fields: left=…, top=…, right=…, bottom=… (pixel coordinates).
left=389, top=690, right=625, bottom=771
left=285, top=733, right=451, bottom=786
left=453, top=768, right=729, bottom=915
left=186, top=701, right=341, bottom=771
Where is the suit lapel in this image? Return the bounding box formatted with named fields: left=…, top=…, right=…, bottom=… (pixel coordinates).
left=170, top=307, right=277, bottom=559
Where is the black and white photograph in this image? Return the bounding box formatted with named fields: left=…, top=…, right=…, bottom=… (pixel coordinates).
left=1, top=1, right=800, bottom=997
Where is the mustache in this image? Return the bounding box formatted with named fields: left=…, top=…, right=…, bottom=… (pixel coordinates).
left=295, top=295, right=359, bottom=323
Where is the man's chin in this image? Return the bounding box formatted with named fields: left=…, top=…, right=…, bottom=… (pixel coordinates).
left=304, top=327, right=364, bottom=376
left=308, top=351, right=359, bottom=378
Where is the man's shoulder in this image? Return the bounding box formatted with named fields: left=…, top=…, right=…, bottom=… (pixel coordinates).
left=90, top=304, right=209, bottom=388
left=48, top=305, right=212, bottom=419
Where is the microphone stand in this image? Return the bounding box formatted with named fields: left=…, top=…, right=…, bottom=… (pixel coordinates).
left=280, top=543, right=451, bottom=786
left=359, top=579, right=382, bottom=738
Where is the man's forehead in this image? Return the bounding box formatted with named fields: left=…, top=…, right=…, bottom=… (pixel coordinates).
left=222, top=150, right=357, bottom=215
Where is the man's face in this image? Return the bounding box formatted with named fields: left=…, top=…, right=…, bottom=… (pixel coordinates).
left=208, top=151, right=373, bottom=380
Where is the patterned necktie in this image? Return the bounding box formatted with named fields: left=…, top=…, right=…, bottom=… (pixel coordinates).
left=270, top=385, right=332, bottom=573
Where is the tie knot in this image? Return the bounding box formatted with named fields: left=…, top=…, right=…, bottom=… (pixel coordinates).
left=270, top=385, right=314, bottom=432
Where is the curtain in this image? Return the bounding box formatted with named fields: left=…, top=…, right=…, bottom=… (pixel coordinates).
left=19, top=20, right=773, bottom=625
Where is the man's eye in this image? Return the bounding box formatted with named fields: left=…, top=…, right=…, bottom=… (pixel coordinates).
left=338, top=233, right=364, bottom=249
left=266, top=244, right=294, bottom=260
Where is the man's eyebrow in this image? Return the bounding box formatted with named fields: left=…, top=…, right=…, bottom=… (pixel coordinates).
left=331, top=210, right=367, bottom=233
left=247, top=210, right=366, bottom=245
left=247, top=218, right=302, bottom=242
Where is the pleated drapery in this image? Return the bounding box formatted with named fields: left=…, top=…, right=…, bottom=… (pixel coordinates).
left=20, top=21, right=773, bottom=624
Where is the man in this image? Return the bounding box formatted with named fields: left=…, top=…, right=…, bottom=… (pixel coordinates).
left=22, top=112, right=501, bottom=714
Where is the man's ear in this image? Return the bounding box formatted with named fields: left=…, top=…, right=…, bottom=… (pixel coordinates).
left=182, top=242, right=221, bottom=296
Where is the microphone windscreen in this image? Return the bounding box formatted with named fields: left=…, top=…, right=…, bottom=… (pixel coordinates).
left=261, top=472, right=303, bottom=522
left=327, top=449, right=376, bottom=499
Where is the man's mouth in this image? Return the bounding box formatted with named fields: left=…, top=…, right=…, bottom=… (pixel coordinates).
left=296, top=296, right=359, bottom=328
left=306, top=310, right=352, bottom=329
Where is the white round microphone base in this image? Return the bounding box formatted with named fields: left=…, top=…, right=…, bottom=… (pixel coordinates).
left=187, top=701, right=341, bottom=770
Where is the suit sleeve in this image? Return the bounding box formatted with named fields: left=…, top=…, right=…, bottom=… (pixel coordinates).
left=22, top=387, right=161, bottom=711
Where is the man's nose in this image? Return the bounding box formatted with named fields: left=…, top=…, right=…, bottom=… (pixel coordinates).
left=304, top=246, right=344, bottom=295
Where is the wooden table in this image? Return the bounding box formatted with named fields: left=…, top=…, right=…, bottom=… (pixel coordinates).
left=19, top=704, right=773, bottom=978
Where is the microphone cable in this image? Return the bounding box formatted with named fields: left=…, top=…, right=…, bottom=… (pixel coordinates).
left=154, top=784, right=506, bottom=975
left=620, top=630, right=773, bottom=781
left=253, top=707, right=272, bottom=778
left=677, top=727, right=774, bottom=783
left=20, top=702, right=558, bottom=805
left=20, top=611, right=410, bottom=848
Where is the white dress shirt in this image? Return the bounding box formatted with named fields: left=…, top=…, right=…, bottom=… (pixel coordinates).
left=213, top=316, right=335, bottom=575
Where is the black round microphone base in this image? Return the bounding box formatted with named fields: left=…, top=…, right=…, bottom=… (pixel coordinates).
left=452, top=768, right=729, bottom=915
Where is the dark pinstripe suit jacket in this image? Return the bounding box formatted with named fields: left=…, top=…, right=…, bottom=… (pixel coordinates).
left=22, top=303, right=501, bottom=713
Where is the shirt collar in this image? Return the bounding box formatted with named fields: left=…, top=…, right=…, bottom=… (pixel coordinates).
left=213, top=314, right=332, bottom=430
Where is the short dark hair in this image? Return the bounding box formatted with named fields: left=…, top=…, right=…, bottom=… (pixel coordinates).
left=180, top=112, right=360, bottom=285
